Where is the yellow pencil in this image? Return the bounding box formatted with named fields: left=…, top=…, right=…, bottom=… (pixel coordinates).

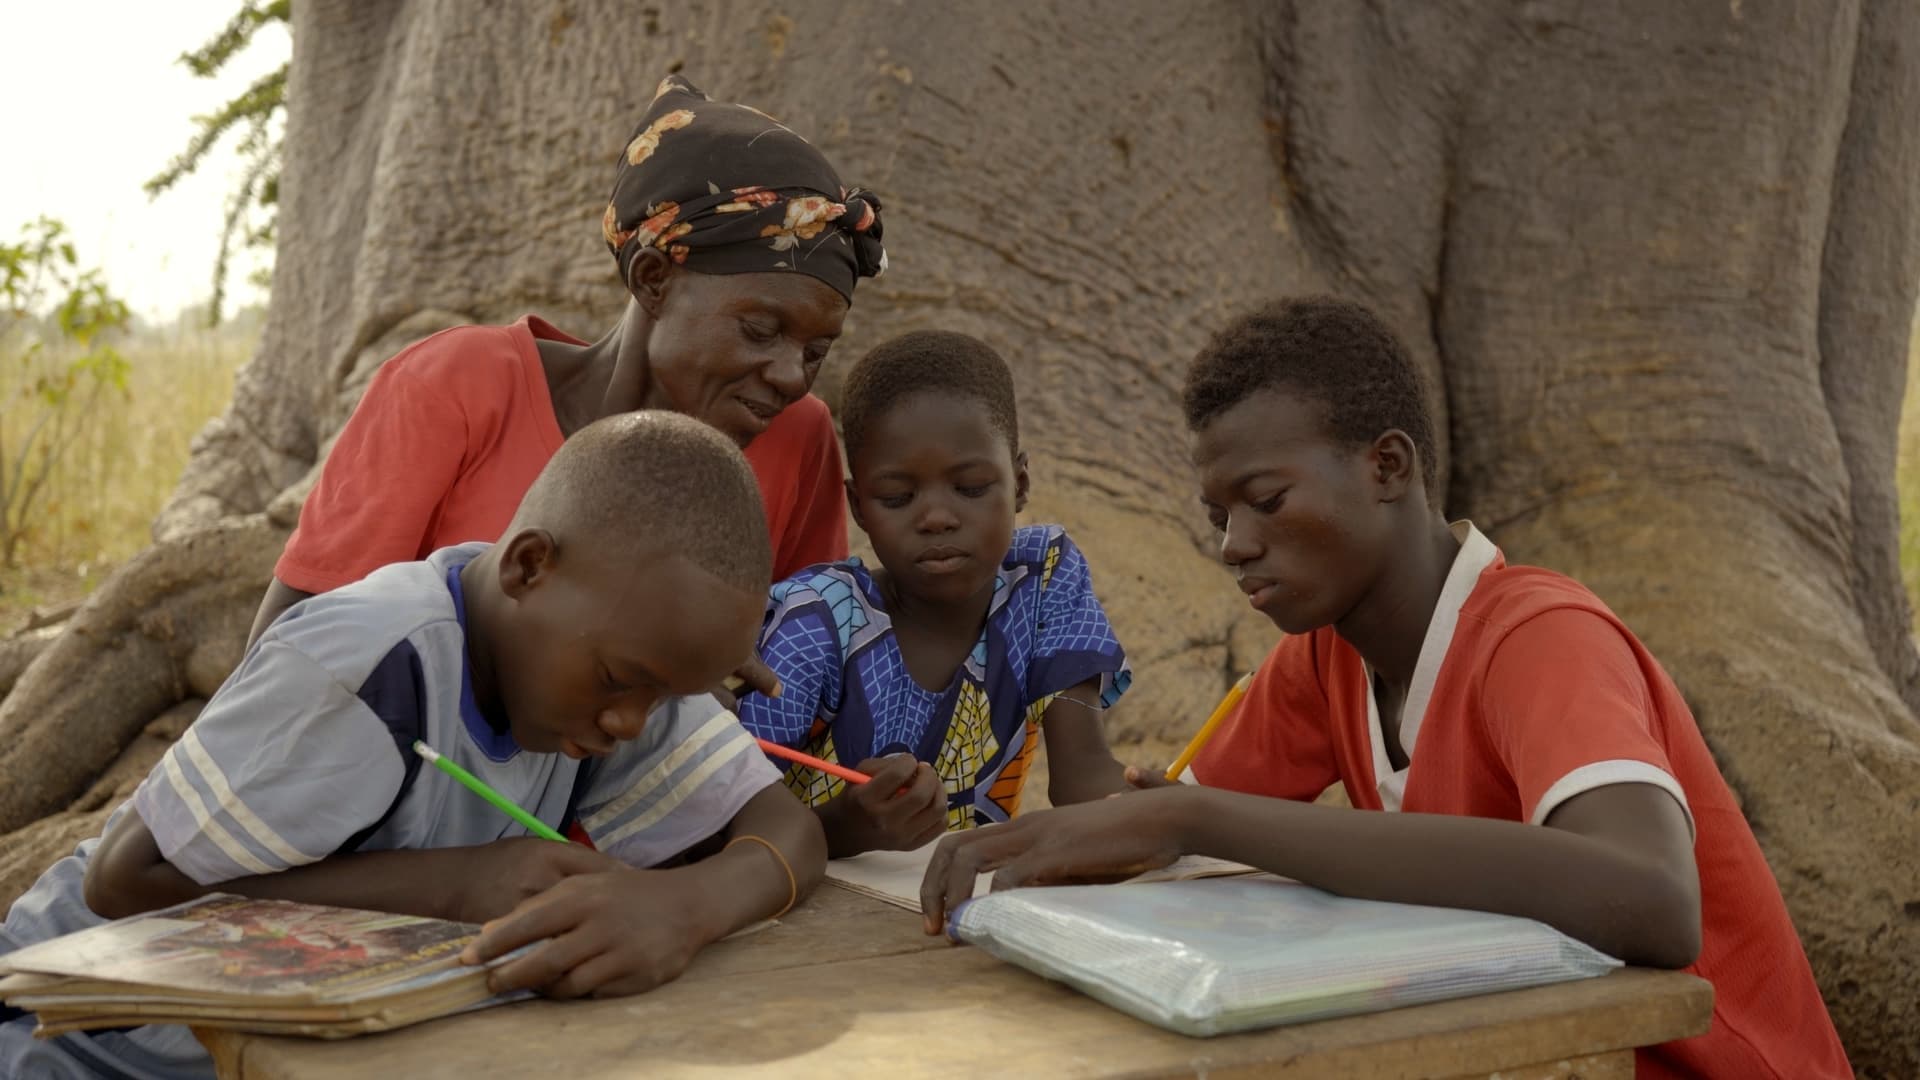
left=1164, top=672, right=1254, bottom=781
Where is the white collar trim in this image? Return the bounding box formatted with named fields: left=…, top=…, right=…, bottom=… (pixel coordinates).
left=1370, top=520, right=1500, bottom=810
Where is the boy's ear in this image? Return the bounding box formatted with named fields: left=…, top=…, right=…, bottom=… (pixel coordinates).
left=626, top=248, right=673, bottom=316
left=1370, top=430, right=1417, bottom=503
left=1013, top=450, right=1031, bottom=513
left=843, top=477, right=867, bottom=532
left=496, top=529, right=558, bottom=599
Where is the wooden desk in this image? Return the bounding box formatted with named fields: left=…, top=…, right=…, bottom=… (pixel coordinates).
left=200, top=884, right=1711, bottom=1079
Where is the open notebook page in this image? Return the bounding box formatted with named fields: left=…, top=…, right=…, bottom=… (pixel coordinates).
left=824, top=842, right=1259, bottom=913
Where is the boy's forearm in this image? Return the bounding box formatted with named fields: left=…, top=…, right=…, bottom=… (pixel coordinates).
left=87, top=813, right=472, bottom=922
left=217, top=848, right=472, bottom=921
left=1169, top=786, right=1700, bottom=968
left=687, top=784, right=828, bottom=940
left=146, top=850, right=471, bottom=922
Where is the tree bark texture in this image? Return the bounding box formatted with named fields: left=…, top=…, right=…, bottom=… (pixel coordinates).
left=0, top=1, right=1912, bottom=1071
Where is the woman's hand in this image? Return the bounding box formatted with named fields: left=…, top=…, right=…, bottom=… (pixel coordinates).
left=918, top=788, right=1190, bottom=934
left=713, top=656, right=782, bottom=712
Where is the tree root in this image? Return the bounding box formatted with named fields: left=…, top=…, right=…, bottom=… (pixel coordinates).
left=0, top=626, right=62, bottom=699
left=0, top=700, right=203, bottom=909
left=0, top=518, right=282, bottom=834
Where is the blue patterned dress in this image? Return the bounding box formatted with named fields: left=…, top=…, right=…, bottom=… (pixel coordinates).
left=737, top=524, right=1131, bottom=829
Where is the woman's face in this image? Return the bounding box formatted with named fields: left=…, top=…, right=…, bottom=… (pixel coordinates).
left=641, top=268, right=849, bottom=446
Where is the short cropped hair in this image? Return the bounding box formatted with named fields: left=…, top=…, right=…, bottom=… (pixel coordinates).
left=510, top=411, right=770, bottom=591
left=1182, top=296, right=1438, bottom=491
left=839, top=330, right=1020, bottom=466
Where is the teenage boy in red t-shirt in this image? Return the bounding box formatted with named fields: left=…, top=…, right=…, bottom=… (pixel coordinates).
left=920, top=297, right=1851, bottom=1079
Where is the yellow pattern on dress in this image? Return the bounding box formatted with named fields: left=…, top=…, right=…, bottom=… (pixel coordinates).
left=935, top=682, right=999, bottom=831
left=782, top=730, right=848, bottom=808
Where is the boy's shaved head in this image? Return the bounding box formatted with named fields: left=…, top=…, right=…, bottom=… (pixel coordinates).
left=1182, top=296, right=1439, bottom=491
left=839, top=330, right=1020, bottom=465
left=509, top=410, right=770, bottom=591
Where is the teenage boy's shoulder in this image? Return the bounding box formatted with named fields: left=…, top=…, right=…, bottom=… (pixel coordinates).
left=1456, top=557, right=1620, bottom=638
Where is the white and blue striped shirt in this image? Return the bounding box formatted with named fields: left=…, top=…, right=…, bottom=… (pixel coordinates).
left=2, top=543, right=777, bottom=1079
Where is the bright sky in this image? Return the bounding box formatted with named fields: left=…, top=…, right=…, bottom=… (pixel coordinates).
left=1, top=1, right=290, bottom=323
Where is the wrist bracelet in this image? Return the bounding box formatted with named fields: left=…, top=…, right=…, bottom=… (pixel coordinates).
left=1047, top=694, right=1103, bottom=713
left=725, top=833, right=797, bottom=919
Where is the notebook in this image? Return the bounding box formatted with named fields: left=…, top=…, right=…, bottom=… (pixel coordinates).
left=825, top=839, right=1259, bottom=911
left=948, top=875, right=1623, bottom=1036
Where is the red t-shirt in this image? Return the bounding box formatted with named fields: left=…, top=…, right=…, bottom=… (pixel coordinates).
left=1194, top=524, right=1850, bottom=1080
left=275, top=315, right=848, bottom=592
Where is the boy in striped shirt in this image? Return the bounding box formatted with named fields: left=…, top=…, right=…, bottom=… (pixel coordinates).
left=1, top=412, right=825, bottom=1079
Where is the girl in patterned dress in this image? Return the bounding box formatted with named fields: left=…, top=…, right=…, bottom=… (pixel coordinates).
left=736, top=332, right=1133, bottom=857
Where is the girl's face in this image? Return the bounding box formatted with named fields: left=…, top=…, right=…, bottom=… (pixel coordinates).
left=848, top=393, right=1029, bottom=609
left=639, top=268, right=848, bottom=446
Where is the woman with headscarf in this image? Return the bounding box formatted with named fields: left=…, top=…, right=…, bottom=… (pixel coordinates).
left=247, top=75, right=886, bottom=663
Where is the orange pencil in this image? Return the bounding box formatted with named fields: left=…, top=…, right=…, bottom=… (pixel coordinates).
left=755, top=737, right=873, bottom=785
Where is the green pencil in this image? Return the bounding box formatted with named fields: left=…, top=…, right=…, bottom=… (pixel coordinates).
left=412, top=739, right=570, bottom=843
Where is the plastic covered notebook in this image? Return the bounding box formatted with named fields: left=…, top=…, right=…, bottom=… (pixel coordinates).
left=947, top=875, right=1621, bottom=1037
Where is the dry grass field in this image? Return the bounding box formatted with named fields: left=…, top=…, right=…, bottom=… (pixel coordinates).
left=0, top=323, right=252, bottom=629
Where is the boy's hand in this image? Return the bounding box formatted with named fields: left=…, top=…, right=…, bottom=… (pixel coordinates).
left=919, top=790, right=1186, bottom=934
left=821, top=755, right=946, bottom=857
left=451, top=838, right=625, bottom=926
left=462, top=869, right=709, bottom=999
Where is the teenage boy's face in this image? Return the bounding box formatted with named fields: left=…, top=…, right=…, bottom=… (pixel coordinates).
left=492, top=540, right=760, bottom=758
left=1193, top=388, right=1392, bottom=635
left=639, top=267, right=848, bottom=447
left=848, top=393, right=1028, bottom=607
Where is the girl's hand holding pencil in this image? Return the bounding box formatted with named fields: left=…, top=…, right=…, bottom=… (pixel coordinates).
left=832, top=755, right=946, bottom=855
left=809, top=752, right=946, bottom=858
left=752, top=738, right=938, bottom=856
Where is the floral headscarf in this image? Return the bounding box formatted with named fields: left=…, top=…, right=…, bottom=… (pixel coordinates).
left=603, top=75, right=886, bottom=303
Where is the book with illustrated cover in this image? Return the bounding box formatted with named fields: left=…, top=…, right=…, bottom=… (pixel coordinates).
left=0, top=895, right=529, bottom=1039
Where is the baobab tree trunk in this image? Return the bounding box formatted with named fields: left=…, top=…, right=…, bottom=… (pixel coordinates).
left=0, top=1, right=1913, bottom=1072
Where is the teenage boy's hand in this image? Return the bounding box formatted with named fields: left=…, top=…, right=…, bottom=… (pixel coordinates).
left=1121, top=765, right=1180, bottom=791
left=819, top=755, right=946, bottom=857
left=450, top=838, right=625, bottom=926
left=919, top=790, right=1186, bottom=934
left=462, top=869, right=708, bottom=999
